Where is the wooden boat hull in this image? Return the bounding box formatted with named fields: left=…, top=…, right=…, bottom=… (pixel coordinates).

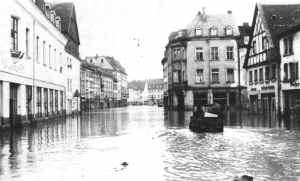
left=189, top=115, right=223, bottom=133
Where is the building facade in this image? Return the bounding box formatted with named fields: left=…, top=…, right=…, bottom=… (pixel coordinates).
left=278, top=10, right=300, bottom=114
left=0, top=0, right=81, bottom=127
left=86, top=55, right=128, bottom=107
left=244, top=4, right=300, bottom=116
left=163, top=10, right=242, bottom=110
left=53, top=3, right=81, bottom=115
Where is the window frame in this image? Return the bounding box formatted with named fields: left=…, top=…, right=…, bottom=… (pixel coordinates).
left=210, top=47, right=219, bottom=61
left=226, top=46, right=234, bottom=60
left=195, top=69, right=204, bottom=84
left=195, top=47, right=204, bottom=61
left=211, top=68, right=219, bottom=84
left=11, top=16, right=19, bottom=52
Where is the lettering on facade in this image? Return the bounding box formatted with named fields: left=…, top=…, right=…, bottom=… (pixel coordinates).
left=261, top=85, right=275, bottom=90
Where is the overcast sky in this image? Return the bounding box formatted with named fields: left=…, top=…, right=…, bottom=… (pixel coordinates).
left=56, top=0, right=300, bottom=81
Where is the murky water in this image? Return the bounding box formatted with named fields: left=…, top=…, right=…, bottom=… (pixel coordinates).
left=1, top=106, right=300, bottom=181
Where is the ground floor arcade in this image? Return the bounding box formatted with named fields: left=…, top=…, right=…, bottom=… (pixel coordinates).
left=0, top=81, right=65, bottom=128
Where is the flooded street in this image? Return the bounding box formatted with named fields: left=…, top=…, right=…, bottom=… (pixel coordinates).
left=1, top=106, right=300, bottom=181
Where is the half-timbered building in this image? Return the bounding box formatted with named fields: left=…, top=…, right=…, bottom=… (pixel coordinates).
left=244, top=4, right=283, bottom=115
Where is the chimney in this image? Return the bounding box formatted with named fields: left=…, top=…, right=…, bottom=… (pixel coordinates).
left=227, top=10, right=232, bottom=15
left=243, top=22, right=249, bottom=27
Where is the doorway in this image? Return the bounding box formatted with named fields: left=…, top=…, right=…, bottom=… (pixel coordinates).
left=10, top=84, right=18, bottom=126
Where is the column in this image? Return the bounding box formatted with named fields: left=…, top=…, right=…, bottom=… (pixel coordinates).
left=173, top=92, right=178, bottom=108
left=41, top=88, right=45, bottom=117
left=32, top=86, right=38, bottom=118
left=184, top=90, right=194, bottom=111
left=208, top=89, right=213, bottom=104
left=18, top=84, right=27, bottom=124
left=58, top=90, right=61, bottom=114
left=2, top=82, right=10, bottom=127
left=226, top=91, right=230, bottom=107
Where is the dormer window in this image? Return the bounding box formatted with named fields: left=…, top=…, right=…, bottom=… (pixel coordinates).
left=225, top=26, right=233, bottom=36
left=195, top=28, right=202, bottom=36
left=209, top=27, right=218, bottom=36
left=244, top=36, right=249, bottom=45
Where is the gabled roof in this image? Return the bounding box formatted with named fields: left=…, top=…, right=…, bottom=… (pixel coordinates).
left=53, top=2, right=80, bottom=45
left=244, top=3, right=300, bottom=68
left=104, top=56, right=127, bottom=75
left=262, top=4, right=300, bottom=40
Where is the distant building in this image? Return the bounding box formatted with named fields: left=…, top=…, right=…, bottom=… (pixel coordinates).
left=128, top=79, right=164, bottom=105
left=80, top=59, right=115, bottom=110
left=162, top=9, right=243, bottom=110
left=85, top=55, right=128, bottom=107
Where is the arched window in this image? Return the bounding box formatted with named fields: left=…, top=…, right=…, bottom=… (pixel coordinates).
left=195, top=28, right=202, bottom=36
left=209, top=27, right=218, bottom=36
left=225, top=26, right=233, bottom=36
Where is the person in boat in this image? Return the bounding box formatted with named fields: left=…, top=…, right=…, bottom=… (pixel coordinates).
left=194, top=105, right=204, bottom=118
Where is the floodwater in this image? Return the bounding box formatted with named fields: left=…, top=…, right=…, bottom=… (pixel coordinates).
left=0, top=106, right=300, bottom=181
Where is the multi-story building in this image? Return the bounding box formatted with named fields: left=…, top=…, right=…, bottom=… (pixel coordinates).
left=163, top=10, right=242, bottom=110
left=80, top=59, right=115, bottom=110
left=53, top=2, right=81, bottom=115
left=86, top=55, right=128, bottom=107
left=128, top=88, right=143, bottom=105
left=0, top=0, right=80, bottom=127
left=244, top=4, right=300, bottom=115
left=277, top=5, right=300, bottom=114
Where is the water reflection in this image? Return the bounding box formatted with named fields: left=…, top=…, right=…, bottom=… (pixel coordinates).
left=0, top=106, right=300, bottom=180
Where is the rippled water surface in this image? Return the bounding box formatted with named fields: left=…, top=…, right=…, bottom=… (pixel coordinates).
left=1, top=106, right=300, bottom=181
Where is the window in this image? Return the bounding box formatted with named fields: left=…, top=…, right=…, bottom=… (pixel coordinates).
left=226, top=47, right=234, bottom=60
left=225, top=26, right=233, bottom=36
left=11, top=16, right=19, bottom=51
left=210, top=47, right=218, bottom=60
left=262, top=36, right=268, bottom=50
left=54, top=48, right=56, bottom=70
left=252, top=41, right=257, bottom=54
left=36, top=36, right=39, bottom=63
left=254, top=69, right=258, bottom=83
left=211, top=69, right=219, bottom=83
left=284, top=37, right=293, bottom=56
left=26, top=28, right=29, bottom=57
left=249, top=71, right=253, bottom=84
left=259, top=68, right=263, bottom=82
left=284, top=63, right=288, bottom=81
left=265, top=67, right=270, bottom=82
left=209, top=27, right=217, bottom=36
left=226, top=69, right=234, bottom=83
left=290, top=62, right=299, bottom=81
left=173, top=71, right=179, bottom=83
left=244, top=36, right=249, bottom=45
left=195, top=28, right=202, bottom=36
left=195, top=47, right=203, bottom=61
left=49, top=45, right=51, bottom=68
left=43, top=41, right=46, bottom=65
left=195, top=69, right=204, bottom=83
left=271, top=64, right=276, bottom=80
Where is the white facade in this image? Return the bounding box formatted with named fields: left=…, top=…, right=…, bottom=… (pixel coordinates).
left=280, top=31, right=300, bottom=112
left=0, top=0, right=79, bottom=126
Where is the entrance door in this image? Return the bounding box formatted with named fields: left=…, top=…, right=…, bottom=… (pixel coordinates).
left=10, top=84, right=18, bottom=126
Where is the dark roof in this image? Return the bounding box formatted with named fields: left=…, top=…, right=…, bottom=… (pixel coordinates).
left=262, top=4, right=300, bottom=39
left=104, top=56, right=127, bottom=75
left=81, top=61, right=114, bottom=79
left=53, top=2, right=80, bottom=45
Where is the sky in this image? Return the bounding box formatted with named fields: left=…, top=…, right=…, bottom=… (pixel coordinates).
left=56, top=0, right=300, bottom=81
